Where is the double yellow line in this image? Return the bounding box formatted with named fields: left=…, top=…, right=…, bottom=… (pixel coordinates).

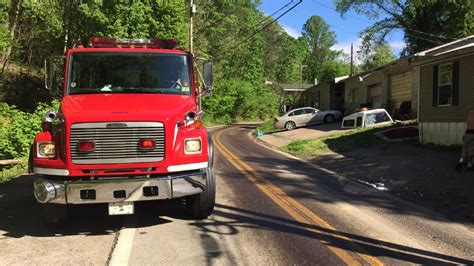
left=214, top=127, right=383, bottom=266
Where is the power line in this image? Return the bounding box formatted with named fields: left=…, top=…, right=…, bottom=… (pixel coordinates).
left=291, top=8, right=359, bottom=37
left=215, top=0, right=303, bottom=59
left=239, top=0, right=295, bottom=37
left=311, top=0, right=456, bottom=42
left=295, top=1, right=442, bottom=49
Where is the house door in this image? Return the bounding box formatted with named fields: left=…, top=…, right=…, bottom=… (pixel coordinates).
left=333, top=83, right=345, bottom=111
left=368, top=83, right=382, bottom=108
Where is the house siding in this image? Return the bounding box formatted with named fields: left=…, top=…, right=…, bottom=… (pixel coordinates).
left=300, top=83, right=331, bottom=110
left=419, top=122, right=466, bottom=145
left=419, top=54, right=474, bottom=123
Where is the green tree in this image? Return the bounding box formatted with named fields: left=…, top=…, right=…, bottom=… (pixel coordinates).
left=0, top=1, right=10, bottom=54
left=358, top=43, right=396, bottom=71
left=301, top=15, right=345, bottom=82
left=334, top=0, right=474, bottom=55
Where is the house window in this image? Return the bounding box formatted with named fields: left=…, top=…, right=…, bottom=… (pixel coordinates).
left=438, top=63, right=452, bottom=106
left=334, top=87, right=344, bottom=98
left=314, top=91, right=320, bottom=107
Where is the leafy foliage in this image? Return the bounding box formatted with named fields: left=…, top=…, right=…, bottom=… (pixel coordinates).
left=202, top=79, right=278, bottom=124
left=0, top=100, right=59, bottom=160
left=358, top=43, right=396, bottom=71
left=301, top=15, right=350, bottom=82
left=334, top=0, right=474, bottom=55
left=256, top=119, right=276, bottom=135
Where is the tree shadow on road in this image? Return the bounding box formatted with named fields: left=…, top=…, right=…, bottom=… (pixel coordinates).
left=190, top=203, right=473, bottom=265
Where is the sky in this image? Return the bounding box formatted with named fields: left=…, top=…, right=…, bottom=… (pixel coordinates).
left=257, top=0, right=406, bottom=59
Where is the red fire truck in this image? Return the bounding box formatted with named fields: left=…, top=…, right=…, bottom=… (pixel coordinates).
left=29, top=37, right=215, bottom=225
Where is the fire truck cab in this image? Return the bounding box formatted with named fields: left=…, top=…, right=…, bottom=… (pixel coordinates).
left=30, top=37, right=215, bottom=225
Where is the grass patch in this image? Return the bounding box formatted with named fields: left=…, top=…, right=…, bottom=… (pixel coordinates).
left=256, top=119, right=276, bottom=135
left=0, top=161, right=26, bottom=183
left=283, top=126, right=390, bottom=157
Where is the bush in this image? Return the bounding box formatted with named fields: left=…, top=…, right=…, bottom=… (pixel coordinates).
left=256, top=119, right=276, bottom=135
left=202, top=78, right=278, bottom=124
left=0, top=100, right=59, bottom=180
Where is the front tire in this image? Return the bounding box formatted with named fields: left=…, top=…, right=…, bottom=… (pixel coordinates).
left=186, top=133, right=216, bottom=219
left=28, top=144, right=33, bottom=174
left=43, top=203, right=68, bottom=226
left=186, top=166, right=216, bottom=219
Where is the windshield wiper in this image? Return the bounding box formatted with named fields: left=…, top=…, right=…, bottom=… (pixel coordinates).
left=122, top=87, right=164, bottom=93
left=70, top=90, right=110, bottom=95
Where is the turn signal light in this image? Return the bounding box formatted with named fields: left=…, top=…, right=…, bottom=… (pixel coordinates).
left=193, top=119, right=203, bottom=129
left=139, top=139, right=156, bottom=150
left=78, top=140, right=95, bottom=152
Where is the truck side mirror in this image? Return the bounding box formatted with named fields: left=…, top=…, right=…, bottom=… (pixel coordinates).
left=202, top=62, right=213, bottom=97
left=45, top=56, right=65, bottom=98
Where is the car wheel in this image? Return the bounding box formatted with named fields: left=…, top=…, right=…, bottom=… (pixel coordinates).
left=285, top=121, right=296, bottom=130
left=324, top=114, right=335, bottom=124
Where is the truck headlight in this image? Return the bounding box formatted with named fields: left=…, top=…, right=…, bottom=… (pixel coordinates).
left=37, top=142, right=56, bottom=158
left=184, top=138, right=202, bottom=154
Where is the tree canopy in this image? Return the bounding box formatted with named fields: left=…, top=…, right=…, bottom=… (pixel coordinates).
left=0, top=0, right=314, bottom=123
left=334, top=0, right=474, bottom=55
left=301, top=15, right=350, bottom=83
left=358, top=43, right=396, bottom=71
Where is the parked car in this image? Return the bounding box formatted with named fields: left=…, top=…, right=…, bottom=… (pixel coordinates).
left=274, top=107, right=343, bottom=130
left=341, top=108, right=394, bottom=129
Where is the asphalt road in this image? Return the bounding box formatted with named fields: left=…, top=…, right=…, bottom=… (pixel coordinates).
left=1, top=125, right=473, bottom=265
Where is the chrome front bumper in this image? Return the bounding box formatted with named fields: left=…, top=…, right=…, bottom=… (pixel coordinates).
left=33, top=170, right=207, bottom=204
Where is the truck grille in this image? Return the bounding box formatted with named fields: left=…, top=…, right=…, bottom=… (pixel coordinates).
left=70, top=122, right=165, bottom=164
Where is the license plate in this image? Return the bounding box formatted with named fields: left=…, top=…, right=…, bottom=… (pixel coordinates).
left=108, top=202, right=134, bottom=215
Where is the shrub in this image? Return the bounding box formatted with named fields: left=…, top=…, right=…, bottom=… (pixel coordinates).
left=202, top=78, right=278, bottom=124
left=0, top=100, right=59, bottom=160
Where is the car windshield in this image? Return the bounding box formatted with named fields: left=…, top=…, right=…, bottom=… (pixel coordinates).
left=68, top=53, right=191, bottom=95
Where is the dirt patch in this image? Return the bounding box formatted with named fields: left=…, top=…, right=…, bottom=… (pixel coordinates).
left=309, top=142, right=474, bottom=227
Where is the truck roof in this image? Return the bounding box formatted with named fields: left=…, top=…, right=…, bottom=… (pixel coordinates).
left=67, top=37, right=190, bottom=55
left=67, top=47, right=190, bottom=55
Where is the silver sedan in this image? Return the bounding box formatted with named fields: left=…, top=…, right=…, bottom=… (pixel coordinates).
left=274, top=107, right=343, bottom=130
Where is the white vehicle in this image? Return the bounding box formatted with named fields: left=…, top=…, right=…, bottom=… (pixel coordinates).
left=341, top=108, right=394, bottom=129
left=274, top=107, right=343, bottom=130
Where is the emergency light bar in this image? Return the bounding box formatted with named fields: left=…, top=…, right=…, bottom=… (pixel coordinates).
left=88, top=37, right=177, bottom=49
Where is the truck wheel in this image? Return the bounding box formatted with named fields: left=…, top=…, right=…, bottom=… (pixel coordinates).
left=28, top=144, right=33, bottom=174
left=186, top=134, right=216, bottom=219
left=43, top=204, right=68, bottom=226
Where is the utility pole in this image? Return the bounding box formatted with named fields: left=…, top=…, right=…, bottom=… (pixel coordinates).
left=350, top=42, right=354, bottom=76
left=189, top=0, right=196, bottom=53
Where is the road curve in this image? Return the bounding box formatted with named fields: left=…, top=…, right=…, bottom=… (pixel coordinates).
left=0, top=125, right=473, bottom=265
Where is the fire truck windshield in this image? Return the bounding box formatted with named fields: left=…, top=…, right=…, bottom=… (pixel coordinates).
left=68, top=53, right=192, bottom=95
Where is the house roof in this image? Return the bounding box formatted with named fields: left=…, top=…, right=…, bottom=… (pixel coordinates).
left=412, top=35, right=474, bottom=66
left=335, top=75, right=350, bottom=83
left=415, top=35, right=474, bottom=56
left=278, top=83, right=314, bottom=92
left=337, top=55, right=415, bottom=84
